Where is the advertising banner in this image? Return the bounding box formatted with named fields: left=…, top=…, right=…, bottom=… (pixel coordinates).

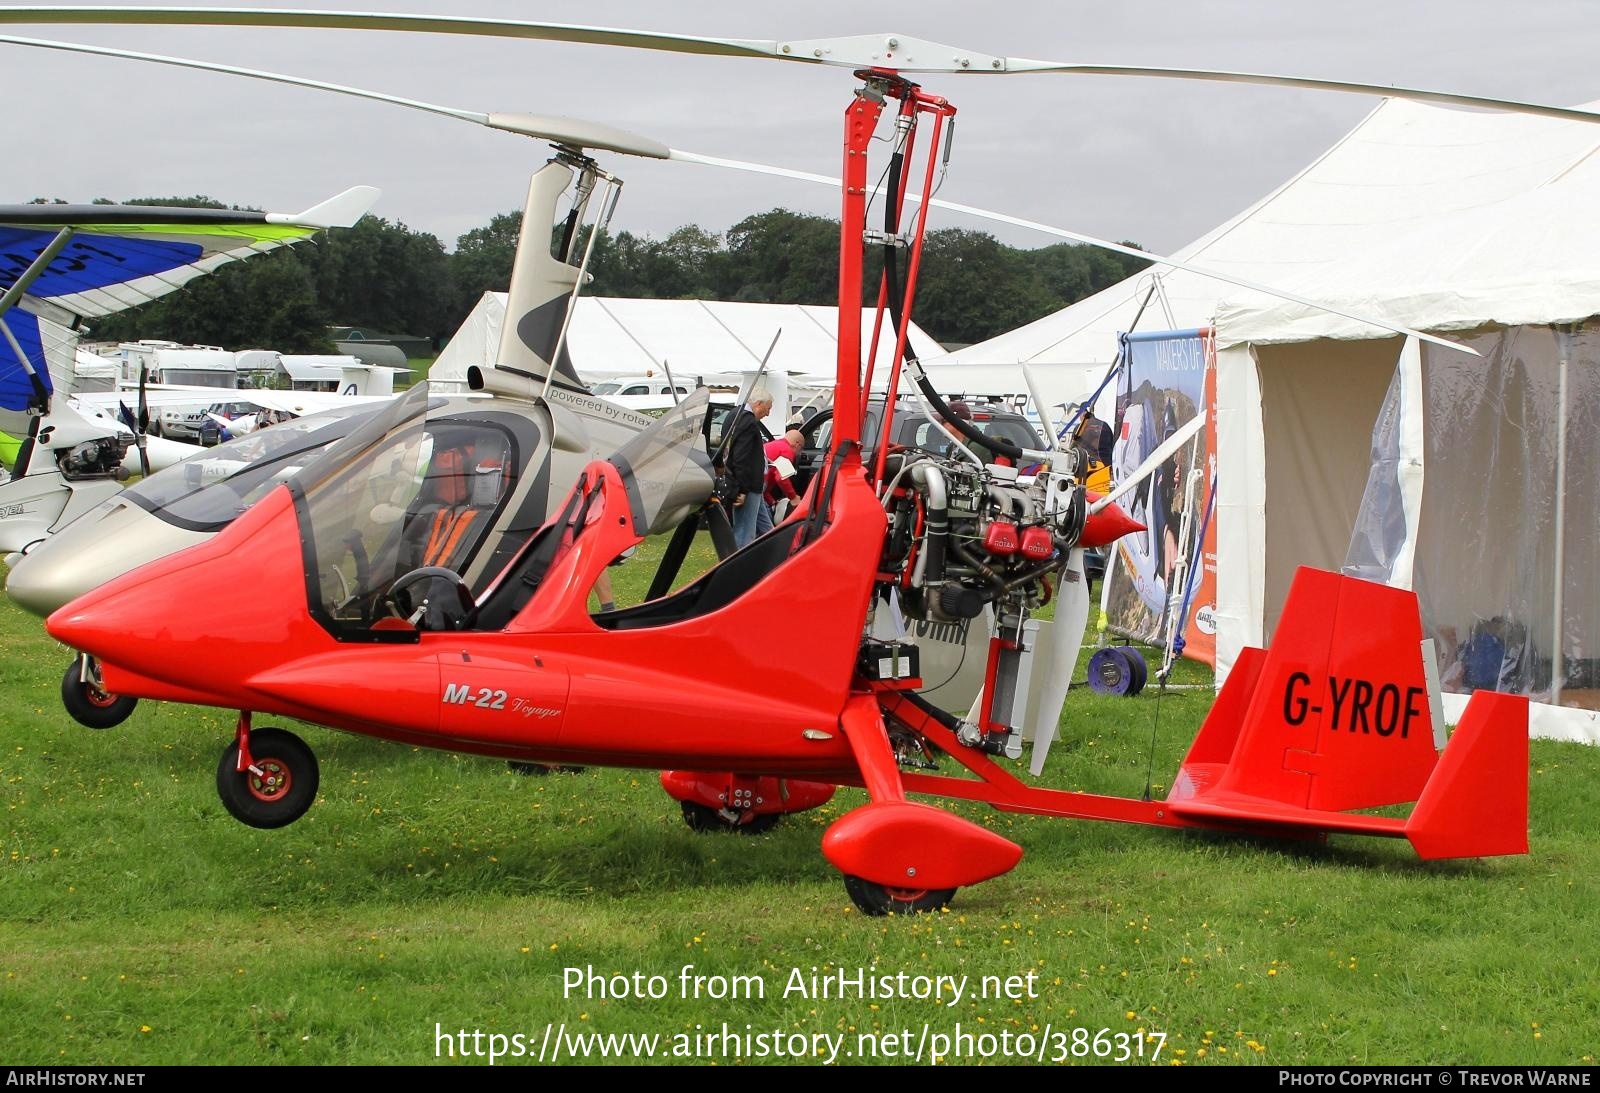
left=1104, top=328, right=1217, bottom=666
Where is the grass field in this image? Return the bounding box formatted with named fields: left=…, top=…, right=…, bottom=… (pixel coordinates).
left=1, top=538, right=1596, bottom=1067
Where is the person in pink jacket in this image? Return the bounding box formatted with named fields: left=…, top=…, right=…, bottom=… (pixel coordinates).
left=756, top=428, right=807, bottom=536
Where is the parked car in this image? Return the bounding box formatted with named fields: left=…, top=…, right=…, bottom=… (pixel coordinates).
left=791, top=395, right=1047, bottom=492
left=195, top=401, right=266, bottom=446
left=592, top=376, right=695, bottom=398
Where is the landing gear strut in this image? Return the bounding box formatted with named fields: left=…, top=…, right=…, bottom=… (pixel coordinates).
left=216, top=715, right=319, bottom=829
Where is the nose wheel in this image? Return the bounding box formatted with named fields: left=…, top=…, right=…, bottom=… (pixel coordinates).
left=216, top=725, right=319, bottom=829
left=60, top=654, right=138, bottom=729
left=843, top=875, right=957, bottom=916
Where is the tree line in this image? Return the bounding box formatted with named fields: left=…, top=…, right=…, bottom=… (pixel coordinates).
left=78, top=197, right=1149, bottom=353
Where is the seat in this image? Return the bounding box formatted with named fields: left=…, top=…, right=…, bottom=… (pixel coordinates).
left=397, top=446, right=489, bottom=574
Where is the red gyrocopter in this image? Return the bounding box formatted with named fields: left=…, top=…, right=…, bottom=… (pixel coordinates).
left=27, top=13, right=1533, bottom=915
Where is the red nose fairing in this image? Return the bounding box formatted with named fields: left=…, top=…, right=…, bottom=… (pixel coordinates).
left=47, top=487, right=344, bottom=717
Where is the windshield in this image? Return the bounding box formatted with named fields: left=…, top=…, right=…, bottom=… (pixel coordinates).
left=291, top=383, right=523, bottom=638
left=121, top=404, right=383, bottom=532
left=607, top=387, right=713, bottom=536
left=904, top=413, right=1043, bottom=453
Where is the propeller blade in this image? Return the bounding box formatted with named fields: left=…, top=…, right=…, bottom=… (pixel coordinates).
left=0, top=10, right=1596, bottom=124
left=1020, top=363, right=1057, bottom=449
left=0, top=34, right=1486, bottom=352
left=135, top=365, right=150, bottom=478
left=704, top=502, right=737, bottom=560
left=1089, top=412, right=1205, bottom=515
left=1029, top=549, right=1091, bottom=776
left=646, top=515, right=698, bottom=601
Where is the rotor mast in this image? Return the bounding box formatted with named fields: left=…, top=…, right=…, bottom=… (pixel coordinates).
left=832, top=72, right=955, bottom=465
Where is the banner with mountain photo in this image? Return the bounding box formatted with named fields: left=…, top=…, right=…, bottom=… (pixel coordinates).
left=1104, top=328, right=1217, bottom=666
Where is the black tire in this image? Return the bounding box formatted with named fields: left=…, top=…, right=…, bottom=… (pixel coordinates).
left=679, top=800, right=780, bottom=835
left=60, top=655, right=137, bottom=730
left=843, top=875, right=957, bottom=916
left=507, top=761, right=587, bottom=775
left=216, top=727, right=319, bottom=829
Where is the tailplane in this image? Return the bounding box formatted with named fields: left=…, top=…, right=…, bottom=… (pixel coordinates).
left=1166, top=567, right=1527, bottom=859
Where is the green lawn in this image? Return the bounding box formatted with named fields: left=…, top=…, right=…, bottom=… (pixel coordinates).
left=1, top=542, right=1596, bottom=1067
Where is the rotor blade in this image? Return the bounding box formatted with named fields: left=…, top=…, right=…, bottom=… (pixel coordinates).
left=1008, top=61, right=1600, bottom=127
left=0, top=32, right=1482, bottom=352
left=671, top=151, right=1481, bottom=355
left=0, top=35, right=671, bottom=158
left=0, top=9, right=1596, bottom=124
left=1089, top=413, right=1205, bottom=515
left=0, top=7, right=798, bottom=61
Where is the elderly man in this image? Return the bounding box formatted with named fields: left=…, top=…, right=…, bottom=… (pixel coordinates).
left=726, top=387, right=773, bottom=549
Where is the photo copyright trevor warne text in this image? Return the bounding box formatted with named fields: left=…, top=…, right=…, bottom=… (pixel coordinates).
left=432, top=963, right=1168, bottom=1064
left=1278, top=1072, right=1591, bottom=1086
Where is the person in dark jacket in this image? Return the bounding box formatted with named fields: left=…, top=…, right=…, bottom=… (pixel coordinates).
left=726, top=388, right=773, bottom=548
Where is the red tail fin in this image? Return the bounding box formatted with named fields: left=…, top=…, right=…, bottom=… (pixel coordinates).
left=1167, top=568, right=1528, bottom=860
left=1201, top=568, right=1438, bottom=811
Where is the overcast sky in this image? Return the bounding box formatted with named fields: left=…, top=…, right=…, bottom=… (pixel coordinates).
left=4, top=0, right=1598, bottom=260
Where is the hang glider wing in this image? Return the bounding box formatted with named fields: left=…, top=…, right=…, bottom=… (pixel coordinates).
left=0, top=189, right=380, bottom=412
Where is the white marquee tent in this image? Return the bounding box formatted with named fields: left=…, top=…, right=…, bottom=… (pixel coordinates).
left=934, top=97, right=1600, bottom=742
left=431, top=293, right=942, bottom=393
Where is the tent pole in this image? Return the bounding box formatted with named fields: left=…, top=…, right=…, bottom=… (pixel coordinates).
left=1551, top=326, right=1572, bottom=709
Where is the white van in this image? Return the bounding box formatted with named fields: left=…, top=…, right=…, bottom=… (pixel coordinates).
left=591, top=375, right=695, bottom=397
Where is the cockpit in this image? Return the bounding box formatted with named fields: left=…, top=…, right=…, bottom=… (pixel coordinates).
left=289, top=385, right=528, bottom=640
left=289, top=384, right=717, bottom=641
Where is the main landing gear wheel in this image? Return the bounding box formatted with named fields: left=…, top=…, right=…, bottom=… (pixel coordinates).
left=507, top=761, right=587, bottom=775
left=843, top=875, right=957, bottom=916
left=60, top=654, right=138, bottom=730
left=216, top=727, right=319, bottom=829
left=679, top=800, right=780, bottom=835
